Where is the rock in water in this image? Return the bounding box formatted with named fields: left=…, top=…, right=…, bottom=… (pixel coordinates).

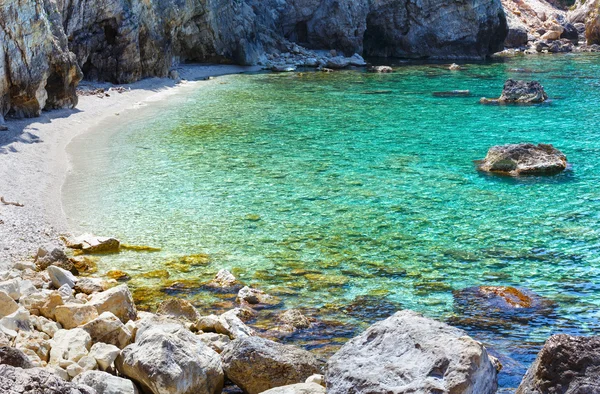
left=478, top=143, right=568, bottom=176
left=326, top=310, right=498, bottom=394
left=116, top=325, right=223, bottom=394
left=221, top=336, right=322, bottom=394
left=499, top=80, right=548, bottom=103
left=0, top=364, right=95, bottom=393
left=516, top=335, right=600, bottom=394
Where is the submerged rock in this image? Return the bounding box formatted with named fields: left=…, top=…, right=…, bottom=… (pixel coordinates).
left=221, top=336, right=322, bottom=394
left=326, top=310, right=499, bottom=394
left=477, top=143, right=568, bottom=176
left=517, top=334, right=600, bottom=394
left=433, top=90, right=471, bottom=97
left=156, top=298, right=201, bottom=322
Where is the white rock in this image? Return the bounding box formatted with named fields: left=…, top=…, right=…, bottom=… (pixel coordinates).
left=89, top=342, right=120, bottom=370
left=197, top=332, right=231, bottom=354
left=305, top=374, right=325, bottom=386
left=58, top=284, right=76, bottom=301
left=31, top=315, right=62, bottom=338
left=78, top=355, right=98, bottom=371
left=67, top=362, right=84, bottom=377
left=47, top=266, right=77, bottom=289
left=259, top=383, right=326, bottom=394
left=0, top=290, right=19, bottom=317
left=14, top=329, right=52, bottom=363
left=0, top=278, right=21, bottom=300
left=45, top=365, right=70, bottom=381
left=0, top=307, right=31, bottom=332
left=55, top=303, right=99, bottom=329
left=87, top=284, right=137, bottom=323
left=14, top=261, right=36, bottom=271
left=82, top=311, right=132, bottom=349
left=74, top=370, right=139, bottom=394
left=19, top=280, right=37, bottom=298
left=215, top=309, right=255, bottom=339
left=49, top=328, right=92, bottom=364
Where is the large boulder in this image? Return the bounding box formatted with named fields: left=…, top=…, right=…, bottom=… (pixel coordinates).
left=221, top=336, right=322, bottom=394
left=478, top=143, right=568, bottom=176
left=0, top=364, right=95, bottom=394
left=326, top=310, right=499, bottom=394
left=116, top=324, right=224, bottom=394
left=82, top=312, right=133, bottom=349
left=74, top=370, right=139, bottom=394
left=517, top=334, right=600, bottom=394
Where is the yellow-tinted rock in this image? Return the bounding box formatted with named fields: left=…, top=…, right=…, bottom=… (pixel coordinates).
left=54, top=304, right=99, bottom=329
left=106, top=270, right=131, bottom=282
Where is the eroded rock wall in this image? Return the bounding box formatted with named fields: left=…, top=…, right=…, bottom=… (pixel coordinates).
left=0, top=0, right=82, bottom=120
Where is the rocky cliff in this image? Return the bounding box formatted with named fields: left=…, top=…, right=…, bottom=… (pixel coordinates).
left=0, top=0, right=508, bottom=123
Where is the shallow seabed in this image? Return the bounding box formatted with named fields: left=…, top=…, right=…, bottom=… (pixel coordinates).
left=64, top=54, right=600, bottom=390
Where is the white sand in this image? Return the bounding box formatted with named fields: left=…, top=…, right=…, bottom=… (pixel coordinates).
left=0, top=64, right=261, bottom=267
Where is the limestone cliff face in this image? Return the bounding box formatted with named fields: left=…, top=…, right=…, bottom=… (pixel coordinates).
left=0, top=0, right=81, bottom=122
left=0, top=0, right=508, bottom=121
left=569, top=0, right=600, bottom=44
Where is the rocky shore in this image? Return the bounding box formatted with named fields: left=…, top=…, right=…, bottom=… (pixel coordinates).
left=1, top=237, right=599, bottom=393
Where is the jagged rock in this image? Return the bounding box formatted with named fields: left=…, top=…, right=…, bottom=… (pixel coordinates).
left=0, top=290, right=19, bottom=317
left=0, top=279, right=21, bottom=300
left=87, top=284, right=137, bottom=323
left=156, top=298, right=200, bottom=322
left=39, top=291, right=65, bottom=320
left=82, top=312, right=133, bottom=349
left=30, top=315, right=62, bottom=338
left=206, top=269, right=242, bottom=291
left=198, top=332, right=231, bottom=354
left=221, top=336, right=322, bottom=394
left=517, top=334, right=600, bottom=394
left=67, top=362, right=85, bottom=378
left=215, top=309, right=255, bottom=339
left=36, top=245, right=71, bottom=271
left=116, top=324, right=224, bottom=394
left=0, top=346, right=34, bottom=368
left=0, top=0, right=81, bottom=120
left=260, top=383, right=326, bottom=394
left=77, top=355, right=98, bottom=372
left=89, top=343, right=120, bottom=370
left=49, top=328, right=92, bottom=364
left=74, top=371, right=139, bottom=394
left=55, top=304, right=99, bottom=329
left=14, top=330, right=52, bottom=364
left=504, top=16, right=529, bottom=48
left=478, top=143, right=567, bottom=176
left=0, top=307, right=32, bottom=332
left=326, top=310, right=498, bottom=394
left=541, top=23, right=564, bottom=40
left=326, top=57, right=351, bottom=69
left=194, top=315, right=221, bottom=332
left=348, top=54, right=367, bottom=66
left=0, top=364, right=95, bottom=394
left=47, top=266, right=77, bottom=289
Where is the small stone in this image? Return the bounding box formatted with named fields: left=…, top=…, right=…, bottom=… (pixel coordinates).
left=215, top=310, right=255, bottom=339
left=279, top=309, right=311, bottom=331
left=39, top=291, right=64, bottom=320
left=78, top=355, right=98, bottom=371
left=197, top=332, right=231, bottom=353
left=368, top=65, right=393, bottom=73
left=305, top=374, right=325, bottom=386
left=449, top=63, right=462, bottom=70
left=67, top=362, right=85, bottom=377
left=0, top=279, right=21, bottom=300
left=89, top=342, right=120, bottom=370
left=237, top=286, right=275, bottom=305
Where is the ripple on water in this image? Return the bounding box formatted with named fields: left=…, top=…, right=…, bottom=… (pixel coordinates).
left=63, top=54, right=600, bottom=390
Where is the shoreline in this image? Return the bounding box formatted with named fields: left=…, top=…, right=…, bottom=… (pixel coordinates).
left=0, top=64, right=261, bottom=268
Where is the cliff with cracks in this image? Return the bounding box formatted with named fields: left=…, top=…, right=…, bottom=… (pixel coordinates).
left=0, top=0, right=509, bottom=124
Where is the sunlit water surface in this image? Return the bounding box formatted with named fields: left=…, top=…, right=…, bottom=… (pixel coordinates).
left=64, top=54, right=600, bottom=391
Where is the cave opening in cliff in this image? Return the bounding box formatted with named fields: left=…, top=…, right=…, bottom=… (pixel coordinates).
left=295, top=21, right=309, bottom=45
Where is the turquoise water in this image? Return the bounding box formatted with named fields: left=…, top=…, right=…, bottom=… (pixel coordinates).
left=64, top=54, right=600, bottom=390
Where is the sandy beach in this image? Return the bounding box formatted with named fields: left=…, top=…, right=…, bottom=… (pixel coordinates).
left=0, top=64, right=261, bottom=268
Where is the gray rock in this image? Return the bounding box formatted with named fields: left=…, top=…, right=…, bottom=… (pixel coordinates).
left=156, top=298, right=201, bottom=322
left=326, top=310, right=498, bottom=394
left=221, top=336, right=322, bottom=394
left=478, top=143, right=568, bottom=176
left=116, top=325, right=223, bottom=394
left=0, top=346, right=34, bottom=368
left=74, top=371, right=139, bottom=394
left=517, top=334, right=600, bottom=394
left=499, top=79, right=549, bottom=103
left=82, top=312, right=133, bottom=349
left=0, top=364, right=96, bottom=394
left=47, top=266, right=77, bottom=289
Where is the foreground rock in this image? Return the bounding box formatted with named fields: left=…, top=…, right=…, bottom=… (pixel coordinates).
left=116, top=324, right=223, bottom=394
left=74, top=370, right=139, bottom=394
left=478, top=143, right=568, bottom=176
left=0, top=364, right=94, bottom=393
left=517, top=334, right=600, bottom=394
left=87, top=284, right=137, bottom=323
left=221, top=336, right=322, bottom=394
left=481, top=80, right=548, bottom=104
left=260, top=383, right=326, bottom=394
left=0, top=346, right=34, bottom=368
left=326, top=310, right=498, bottom=394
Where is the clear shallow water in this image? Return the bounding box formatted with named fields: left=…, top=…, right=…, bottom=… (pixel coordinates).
left=65, top=54, right=600, bottom=390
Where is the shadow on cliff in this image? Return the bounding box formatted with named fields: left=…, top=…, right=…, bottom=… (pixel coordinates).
left=0, top=109, right=82, bottom=154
